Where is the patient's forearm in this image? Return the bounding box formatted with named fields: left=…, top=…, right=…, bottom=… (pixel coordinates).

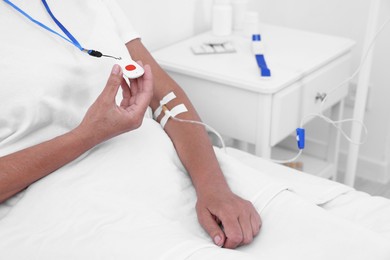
left=0, top=129, right=96, bottom=203
left=165, top=110, right=230, bottom=194
left=157, top=86, right=228, bottom=193
left=125, top=39, right=230, bottom=194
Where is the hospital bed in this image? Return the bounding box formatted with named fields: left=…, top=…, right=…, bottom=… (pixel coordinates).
left=0, top=117, right=389, bottom=259
left=1, top=1, right=389, bottom=257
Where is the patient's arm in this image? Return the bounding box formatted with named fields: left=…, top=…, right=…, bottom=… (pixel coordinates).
left=0, top=129, right=98, bottom=203
left=126, top=39, right=261, bottom=249
left=0, top=65, right=153, bottom=203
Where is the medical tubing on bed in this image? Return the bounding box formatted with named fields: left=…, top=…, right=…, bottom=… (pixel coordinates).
left=271, top=149, right=303, bottom=164
left=270, top=128, right=304, bottom=164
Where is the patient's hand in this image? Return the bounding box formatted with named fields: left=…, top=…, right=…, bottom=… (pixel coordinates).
left=0, top=63, right=153, bottom=203
left=196, top=184, right=261, bottom=249
left=76, top=63, right=153, bottom=144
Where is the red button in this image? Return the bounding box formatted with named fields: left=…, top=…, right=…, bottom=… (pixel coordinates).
left=125, top=64, right=136, bottom=71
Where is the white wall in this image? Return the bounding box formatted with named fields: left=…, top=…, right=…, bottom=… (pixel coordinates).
left=116, top=0, right=390, bottom=183
left=118, top=0, right=213, bottom=51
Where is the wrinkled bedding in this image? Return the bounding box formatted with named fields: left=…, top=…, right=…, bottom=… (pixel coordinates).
left=0, top=119, right=389, bottom=260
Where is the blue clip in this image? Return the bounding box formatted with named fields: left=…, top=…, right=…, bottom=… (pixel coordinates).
left=296, top=128, right=305, bottom=149
left=252, top=34, right=271, bottom=77
left=255, top=55, right=271, bottom=77
left=252, top=34, right=261, bottom=41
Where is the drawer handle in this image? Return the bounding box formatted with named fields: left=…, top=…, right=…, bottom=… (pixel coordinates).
left=315, top=92, right=327, bottom=102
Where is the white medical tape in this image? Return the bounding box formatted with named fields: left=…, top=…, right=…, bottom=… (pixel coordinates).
left=153, top=92, right=176, bottom=119
left=160, top=104, right=188, bottom=129
left=252, top=40, right=265, bottom=55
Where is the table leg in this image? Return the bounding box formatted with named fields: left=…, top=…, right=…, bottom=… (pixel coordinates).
left=327, top=100, right=344, bottom=181
left=255, top=95, right=272, bottom=159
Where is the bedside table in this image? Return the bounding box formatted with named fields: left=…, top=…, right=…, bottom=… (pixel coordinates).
left=152, top=24, right=355, bottom=179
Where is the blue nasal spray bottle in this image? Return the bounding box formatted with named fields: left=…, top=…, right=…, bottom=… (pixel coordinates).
left=252, top=34, right=271, bottom=77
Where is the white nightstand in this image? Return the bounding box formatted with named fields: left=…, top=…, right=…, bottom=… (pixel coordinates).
left=152, top=24, right=355, bottom=179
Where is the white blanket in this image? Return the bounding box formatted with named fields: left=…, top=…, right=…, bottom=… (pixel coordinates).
left=0, top=119, right=389, bottom=260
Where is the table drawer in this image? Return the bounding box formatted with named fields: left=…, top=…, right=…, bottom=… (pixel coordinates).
left=270, top=53, right=352, bottom=146
left=301, top=53, right=351, bottom=117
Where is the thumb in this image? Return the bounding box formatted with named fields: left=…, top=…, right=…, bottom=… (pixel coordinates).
left=99, top=64, right=123, bottom=101
left=199, top=210, right=225, bottom=247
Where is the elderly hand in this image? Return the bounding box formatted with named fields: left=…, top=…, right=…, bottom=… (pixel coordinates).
left=77, top=63, right=153, bottom=144
left=196, top=183, right=262, bottom=249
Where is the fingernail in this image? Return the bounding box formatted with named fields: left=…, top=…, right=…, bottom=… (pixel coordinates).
left=112, top=64, right=121, bottom=75
left=214, top=235, right=222, bottom=246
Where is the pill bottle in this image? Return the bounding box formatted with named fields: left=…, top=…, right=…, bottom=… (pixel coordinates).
left=212, top=0, right=233, bottom=36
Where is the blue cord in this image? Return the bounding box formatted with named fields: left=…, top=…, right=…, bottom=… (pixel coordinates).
left=40, top=0, right=83, bottom=51
left=3, top=0, right=84, bottom=51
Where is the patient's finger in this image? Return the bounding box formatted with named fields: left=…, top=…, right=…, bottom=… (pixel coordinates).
left=251, top=211, right=262, bottom=236
left=197, top=208, right=225, bottom=247
left=121, top=76, right=131, bottom=99
left=99, top=64, right=123, bottom=102
left=120, top=77, right=131, bottom=108
left=220, top=215, right=243, bottom=249
left=238, top=213, right=254, bottom=245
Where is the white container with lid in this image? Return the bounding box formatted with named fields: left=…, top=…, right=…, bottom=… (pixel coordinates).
left=212, top=0, right=233, bottom=36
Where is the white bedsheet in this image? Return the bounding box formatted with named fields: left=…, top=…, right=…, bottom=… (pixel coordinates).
left=226, top=147, right=390, bottom=240
left=0, top=119, right=389, bottom=259
left=322, top=190, right=390, bottom=239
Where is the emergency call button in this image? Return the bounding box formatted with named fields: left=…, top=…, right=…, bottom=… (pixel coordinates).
left=125, top=64, right=137, bottom=71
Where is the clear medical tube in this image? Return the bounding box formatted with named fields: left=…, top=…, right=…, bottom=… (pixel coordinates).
left=171, top=117, right=227, bottom=152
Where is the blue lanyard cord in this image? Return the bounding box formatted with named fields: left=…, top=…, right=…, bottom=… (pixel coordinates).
left=3, top=0, right=121, bottom=59
left=40, top=0, right=83, bottom=51
left=3, top=0, right=83, bottom=51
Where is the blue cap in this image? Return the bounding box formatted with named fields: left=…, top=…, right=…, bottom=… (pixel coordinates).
left=252, top=34, right=261, bottom=41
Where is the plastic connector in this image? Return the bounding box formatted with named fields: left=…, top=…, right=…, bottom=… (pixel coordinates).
left=296, top=128, right=305, bottom=149
left=160, top=104, right=188, bottom=128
